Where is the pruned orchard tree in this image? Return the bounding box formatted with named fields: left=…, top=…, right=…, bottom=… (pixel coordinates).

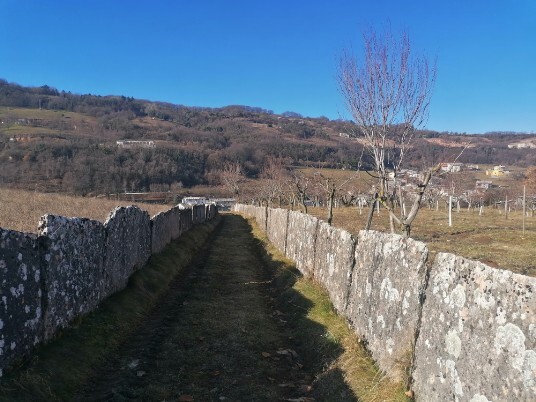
left=220, top=161, right=245, bottom=199
left=259, top=157, right=289, bottom=207
left=338, top=27, right=437, bottom=237
left=313, top=169, right=359, bottom=225
left=290, top=172, right=311, bottom=213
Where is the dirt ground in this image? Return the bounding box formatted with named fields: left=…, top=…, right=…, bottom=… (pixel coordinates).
left=72, top=214, right=357, bottom=401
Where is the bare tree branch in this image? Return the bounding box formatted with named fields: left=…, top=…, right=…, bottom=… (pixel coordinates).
left=338, top=27, right=437, bottom=237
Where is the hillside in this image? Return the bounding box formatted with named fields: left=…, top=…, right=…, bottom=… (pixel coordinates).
left=1, top=79, right=535, bottom=196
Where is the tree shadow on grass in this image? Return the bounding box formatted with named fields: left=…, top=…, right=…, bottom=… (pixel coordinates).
left=237, top=214, right=359, bottom=401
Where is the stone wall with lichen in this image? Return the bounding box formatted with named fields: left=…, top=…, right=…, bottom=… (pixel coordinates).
left=151, top=208, right=177, bottom=254
left=412, top=253, right=535, bottom=401
left=0, top=229, right=42, bottom=376
left=345, top=230, right=429, bottom=382
left=152, top=205, right=197, bottom=254
left=313, top=222, right=356, bottom=314
left=266, top=208, right=289, bottom=254
left=285, top=211, right=318, bottom=278
left=0, top=203, right=218, bottom=376
left=103, top=206, right=151, bottom=297
left=38, top=215, right=107, bottom=341
left=233, top=204, right=536, bottom=400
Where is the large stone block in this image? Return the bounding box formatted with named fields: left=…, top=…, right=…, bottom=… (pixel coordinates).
left=266, top=208, right=289, bottom=253
left=151, top=209, right=173, bottom=254
left=236, top=205, right=267, bottom=231
left=192, top=204, right=206, bottom=224
left=255, top=206, right=268, bottom=232
left=0, top=228, right=42, bottom=375
left=38, top=215, right=106, bottom=341
left=170, top=206, right=182, bottom=239
left=103, top=206, right=151, bottom=297
left=412, top=253, right=536, bottom=401
left=313, top=222, right=356, bottom=313
left=285, top=211, right=319, bottom=278
left=180, top=208, right=193, bottom=233
left=345, top=230, right=429, bottom=381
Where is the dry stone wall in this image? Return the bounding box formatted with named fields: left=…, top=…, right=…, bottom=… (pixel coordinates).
left=313, top=222, right=356, bottom=314
left=151, top=209, right=173, bottom=254
left=151, top=206, right=183, bottom=254
left=234, top=204, right=536, bottom=401
left=103, top=206, right=151, bottom=297
left=192, top=204, right=206, bottom=224
left=39, top=215, right=107, bottom=340
left=345, top=230, right=429, bottom=381
left=0, top=203, right=217, bottom=376
left=0, top=229, right=42, bottom=376
left=284, top=211, right=318, bottom=278
left=267, top=208, right=289, bottom=253
left=412, top=253, right=536, bottom=401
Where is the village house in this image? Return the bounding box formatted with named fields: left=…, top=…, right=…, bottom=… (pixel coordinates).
left=485, top=165, right=510, bottom=177
left=475, top=180, right=495, bottom=190
left=440, top=162, right=463, bottom=173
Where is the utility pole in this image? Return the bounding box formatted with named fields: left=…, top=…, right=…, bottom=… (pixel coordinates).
left=449, top=196, right=452, bottom=227
left=523, top=186, right=526, bottom=236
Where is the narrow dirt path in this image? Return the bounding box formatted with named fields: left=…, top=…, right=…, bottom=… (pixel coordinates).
left=75, top=214, right=327, bottom=401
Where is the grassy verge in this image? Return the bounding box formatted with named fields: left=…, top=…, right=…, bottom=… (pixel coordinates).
left=0, top=217, right=220, bottom=401
left=248, top=217, right=410, bottom=402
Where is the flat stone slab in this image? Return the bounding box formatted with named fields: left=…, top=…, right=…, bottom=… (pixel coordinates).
left=103, top=206, right=151, bottom=296
left=412, top=253, right=536, bottom=401
left=38, top=215, right=106, bottom=341
left=266, top=208, right=289, bottom=253
left=345, top=230, right=429, bottom=381
left=0, top=228, right=42, bottom=374
left=285, top=211, right=318, bottom=278
left=313, top=222, right=356, bottom=313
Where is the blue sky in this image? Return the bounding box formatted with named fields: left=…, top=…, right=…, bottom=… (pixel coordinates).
left=1, top=0, right=535, bottom=134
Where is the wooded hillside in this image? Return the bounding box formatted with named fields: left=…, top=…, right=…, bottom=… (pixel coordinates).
left=1, top=79, right=535, bottom=196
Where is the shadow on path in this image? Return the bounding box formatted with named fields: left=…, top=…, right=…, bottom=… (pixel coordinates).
left=71, top=214, right=357, bottom=401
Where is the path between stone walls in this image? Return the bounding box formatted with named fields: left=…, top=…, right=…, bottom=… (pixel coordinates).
left=234, top=204, right=536, bottom=402
left=73, top=214, right=358, bottom=401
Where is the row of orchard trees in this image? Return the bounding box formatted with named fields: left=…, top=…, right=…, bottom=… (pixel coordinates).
left=219, top=158, right=536, bottom=238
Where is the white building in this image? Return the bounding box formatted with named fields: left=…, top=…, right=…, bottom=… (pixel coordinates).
left=116, top=140, right=156, bottom=149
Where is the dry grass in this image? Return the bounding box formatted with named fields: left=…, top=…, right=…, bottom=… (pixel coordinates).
left=306, top=205, right=536, bottom=276
left=0, top=187, right=170, bottom=233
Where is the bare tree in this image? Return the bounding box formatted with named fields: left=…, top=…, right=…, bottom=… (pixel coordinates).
left=290, top=172, right=311, bottom=213
left=259, top=157, right=289, bottom=207
left=313, top=169, right=359, bottom=225
left=338, top=27, right=437, bottom=237
left=220, top=161, right=245, bottom=199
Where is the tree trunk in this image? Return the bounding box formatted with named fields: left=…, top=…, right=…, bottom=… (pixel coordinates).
left=327, top=188, right=335, bottom=225
left=365, top=193, right=377, bottom=230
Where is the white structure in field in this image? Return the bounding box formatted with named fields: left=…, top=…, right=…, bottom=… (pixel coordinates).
left=116, top=140, right=156, bottom=149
